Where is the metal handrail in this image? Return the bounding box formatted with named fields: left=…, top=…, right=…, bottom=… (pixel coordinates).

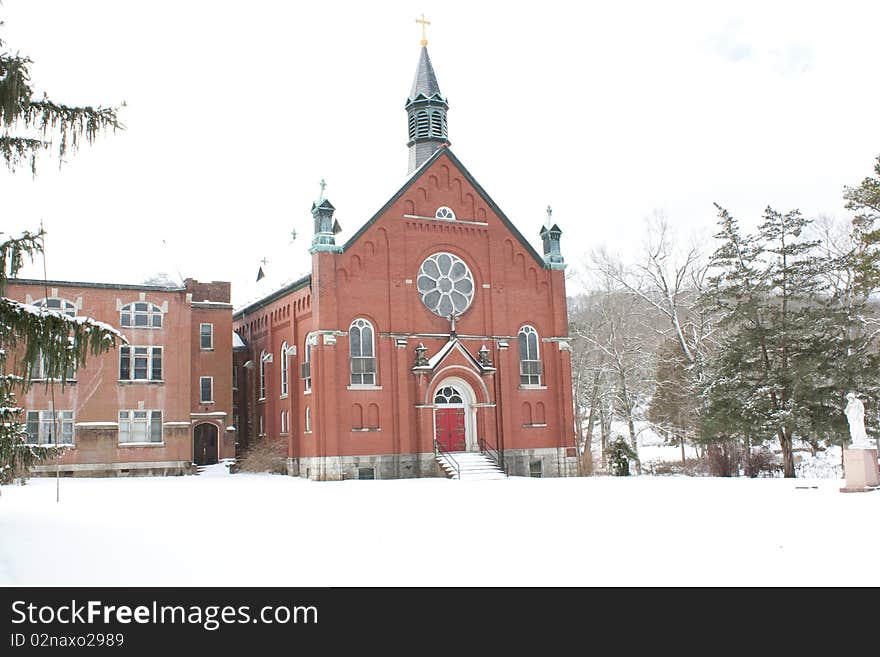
left=434, top=439, right=461, bottom=479
left=479, top=438, right=507, bottom=477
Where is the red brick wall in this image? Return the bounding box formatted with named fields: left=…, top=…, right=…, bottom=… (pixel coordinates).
left=7, top=279, right=233, bottom=466
left=234, top=150, right=575, bottom=461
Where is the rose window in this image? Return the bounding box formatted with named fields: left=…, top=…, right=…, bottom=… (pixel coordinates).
left=417, top=252, right=475, bottom=317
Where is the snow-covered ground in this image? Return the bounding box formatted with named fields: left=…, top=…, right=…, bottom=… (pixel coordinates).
left=2, top=463, right=878, bottom=587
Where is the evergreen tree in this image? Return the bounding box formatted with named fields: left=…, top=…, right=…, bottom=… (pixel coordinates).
left=0, top=18, right=121, bottom=172
left=845, top=155, right=880, bottom=294
left=1, top=17, right=124, bottom=484
left=648, top=337, right=699, bottom=462
left=700, top=205, right=836, bottom=477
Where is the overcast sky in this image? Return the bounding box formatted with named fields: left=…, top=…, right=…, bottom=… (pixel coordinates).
left=4, top=0, right=880, bottom=306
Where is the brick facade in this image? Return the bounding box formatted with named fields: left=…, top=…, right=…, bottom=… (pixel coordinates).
left=7, top=278, right=234, bottom=476
left=233, top=148, right=578, bottom=479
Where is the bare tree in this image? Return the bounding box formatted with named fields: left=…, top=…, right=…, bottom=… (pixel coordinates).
left=570, top=283, right=657, bottom=473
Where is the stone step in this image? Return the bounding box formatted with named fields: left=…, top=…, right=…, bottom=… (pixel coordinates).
left=436, top=451, right=506, bottom=480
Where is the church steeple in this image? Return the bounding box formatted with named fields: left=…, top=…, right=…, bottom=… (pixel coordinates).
left=405, top=20, right=449, bottom=174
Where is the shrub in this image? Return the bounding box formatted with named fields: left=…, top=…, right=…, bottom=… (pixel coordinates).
left=237, top=438, right=287, bottom=474
left=608, top=438, right=638, bottom=476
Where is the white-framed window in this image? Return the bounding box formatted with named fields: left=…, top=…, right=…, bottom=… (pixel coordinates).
left=25, top=410, right=74, bottom=445
left=30, top=353, right=76, bottom=382
left=120, top=301, right=163, bottom=328
left=200, top=323, right=213, bottom=350
left=119, top=345, right=163, bottom=381
left=259, top=350, right=267, bottom=400
left=118, top=410, right=163, bottom=444
left=280, top=341, right=289, bottom=397
left=259, top=415, right=265, bottom=436
left=435, top=206, right=455, bottom=220
left=200, top=376, right=213, bottom=403
left=305, top=406, right=311, bottom=433
left=349, top=319, right=376, bottom=386
left=518, top=325, right=542, bottom=386
left=280, top=410, right=288, bottom=434
left=232, top=365, right=238, bottom=390
left=302, top=336, right=312, bottom=392
left=32, top=297, right=77, bottom=317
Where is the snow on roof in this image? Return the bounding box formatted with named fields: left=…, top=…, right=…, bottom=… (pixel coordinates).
left=427, top=339, right=458, bottom=369
left=232, top=332, right=246, bottom=349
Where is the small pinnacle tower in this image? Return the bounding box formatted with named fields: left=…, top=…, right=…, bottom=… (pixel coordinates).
left=406, top=16, right=449, bottom=174
left=309, top=179, right=342, bottom=254
left=540, top=205, right=566, bottom=270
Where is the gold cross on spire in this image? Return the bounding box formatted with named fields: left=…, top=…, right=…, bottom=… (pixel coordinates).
left=415, top=14, right=430, bottom=47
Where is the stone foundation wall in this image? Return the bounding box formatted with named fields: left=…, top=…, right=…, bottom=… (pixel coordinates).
left=502, top=447, right=578, bottom=478
left=288, top=447, right=579, bottom=480
left=31, top=460, right=193, bottom=477
left=288, top=453, right=442, bottom=481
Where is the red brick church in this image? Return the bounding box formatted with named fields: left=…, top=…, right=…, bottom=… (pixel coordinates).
left=233, top=37, right=577, bottom=479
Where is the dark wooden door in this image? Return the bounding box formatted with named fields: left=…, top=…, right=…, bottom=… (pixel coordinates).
left=435, top=408, right=466, bottom=452
left=194, top=424, right=218, bottom=465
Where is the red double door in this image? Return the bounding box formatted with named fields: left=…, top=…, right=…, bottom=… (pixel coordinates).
left=435, top=408, right=466, bottom=452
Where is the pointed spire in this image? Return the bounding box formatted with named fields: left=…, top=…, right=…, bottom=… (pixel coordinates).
left=405, top=28, right=450, bottom=173
left=409, top=47, right=442, bottom=100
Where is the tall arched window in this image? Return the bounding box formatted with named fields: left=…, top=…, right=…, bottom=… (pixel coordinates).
left=518, top=325, right=542, bottom=386
left=280, top=341, right=289, bottom=397
left=349, top=318, right=376, bottom=386
left=259, top=350, right=267, bottom=400
left=302, top=335, right=313, bottom=392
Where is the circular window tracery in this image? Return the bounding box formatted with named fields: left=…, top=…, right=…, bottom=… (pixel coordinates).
left=417, top=252, right=475, bottom=317
left=434, top=386, right=464, bottom=404
left=435, top=206, right=455, bottom=220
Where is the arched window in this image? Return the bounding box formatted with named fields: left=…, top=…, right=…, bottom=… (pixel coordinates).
left=349, top=319, right=376, bottom=386
left=33, top=297, right=77, bottom=317
left=302, top=335, right=313, bottom=392
left=518, top=325, right=542, bottom=386
left=120, top=301, right=163, bottom=328
left=259, top=350, right=267, bottom=399
left=280, top=341, right=289, bottom=397
left=434, top=386, right=464, bottom=404
left=435, top=206, right=455, bottom=220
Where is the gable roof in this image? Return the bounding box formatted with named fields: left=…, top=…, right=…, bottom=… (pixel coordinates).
left=413, top=337, right=495, bottom=374
left=342, top=146, right=546, bottom=267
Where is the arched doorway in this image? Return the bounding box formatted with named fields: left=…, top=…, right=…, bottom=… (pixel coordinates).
left=193, top=423, right=219, bottom=466
left=433, top=378, right=478, bottom=453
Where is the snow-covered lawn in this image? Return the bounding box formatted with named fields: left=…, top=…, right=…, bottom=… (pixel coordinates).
left=2, top=464, right=878, bottom=586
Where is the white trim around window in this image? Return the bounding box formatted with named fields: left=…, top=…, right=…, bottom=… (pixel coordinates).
left=200, top=323, right=214, bottom=350
left=118, top=410, right=163, bottom=444
left=24, top=410, right=74, bottom=445
left=200, top=376, right=214, bottom=404
left=280, top=341, right=289, bottom=398
left=119, top=345, right=163, bottom=382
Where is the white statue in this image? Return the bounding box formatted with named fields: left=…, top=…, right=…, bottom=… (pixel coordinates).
left=845, top=392, right=870, bottom=449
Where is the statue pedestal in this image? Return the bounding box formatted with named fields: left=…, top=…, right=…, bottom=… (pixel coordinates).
left=840, top=447, right=880, bottom=493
